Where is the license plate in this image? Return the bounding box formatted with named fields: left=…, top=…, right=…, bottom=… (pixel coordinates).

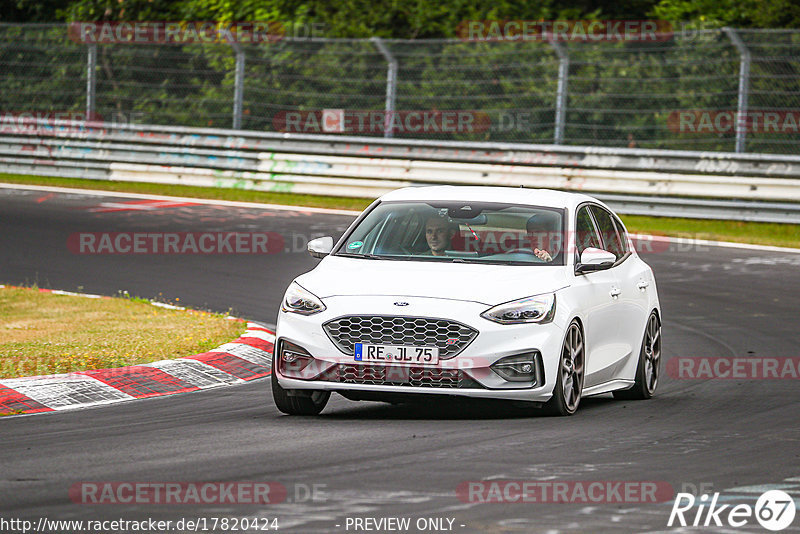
left=354, top=343, right=439, bottom=365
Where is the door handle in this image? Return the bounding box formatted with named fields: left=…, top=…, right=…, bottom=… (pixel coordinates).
left=610, top=287, right=621, bottom=299
left=637, top=281, right=649, bottom=290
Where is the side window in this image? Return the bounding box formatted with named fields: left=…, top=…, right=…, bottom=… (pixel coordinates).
left=575, top=206, right=601, bottom=256
left=589, top=206, right=624, bottom=261
left=375, top=211, right=423, bottom=253
left=612, top=217, right=630, bottom=255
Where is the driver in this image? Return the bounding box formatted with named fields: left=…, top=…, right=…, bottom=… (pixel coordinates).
left=423, top=216, right=457, bottom=256
left=526, top=212, right=561, bottom=263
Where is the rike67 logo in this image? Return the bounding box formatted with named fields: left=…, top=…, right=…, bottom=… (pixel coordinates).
left=669, top=490, right=796, bottom=531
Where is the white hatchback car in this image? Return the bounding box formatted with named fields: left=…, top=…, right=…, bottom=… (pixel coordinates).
left=272, top=186, right=661, bottom=416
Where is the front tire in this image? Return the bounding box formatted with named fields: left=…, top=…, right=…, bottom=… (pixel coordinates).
left=543, top=321, right=585, bottom=416
left=271, top=361, right=330, bottom=415
left=613, top=311, right=661, bottom=400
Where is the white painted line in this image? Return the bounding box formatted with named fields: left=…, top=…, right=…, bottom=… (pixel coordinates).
left=210, top=342, right=247, bottom=354
left=149, top=301, right=186, bottom=310
left=211, top=343, right=273, bottom=367
left=240, top=329, right=276, bottom=343
left=50, top=290, right=104, bottom=299
left=146, top=359, right=244, bottom=388
left=4, top=181, right=798, bottom=253
left=0, top=182, right=362, bottom=216
left=228, top=346, right=273, bottom=367
left=1, top=375, right=134, bottom=410
left=722, top=483, right=800, bottom=494
left=630, top=233, right=800, bottom=254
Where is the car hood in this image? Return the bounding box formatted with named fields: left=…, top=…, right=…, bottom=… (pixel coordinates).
left=295, top=255, right=570, bottom=306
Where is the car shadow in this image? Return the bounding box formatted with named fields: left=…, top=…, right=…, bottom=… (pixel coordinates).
left=316, top=394, right=619, bottom=420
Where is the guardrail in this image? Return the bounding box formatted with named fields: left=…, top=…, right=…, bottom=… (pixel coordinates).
left=2, top=120, right=800, bottom=223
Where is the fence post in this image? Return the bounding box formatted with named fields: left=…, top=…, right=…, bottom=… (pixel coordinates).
left=371, top=37, right=398, bottom=138
left=231, top=42, right=245, bottom=130
left=724, top=28, right=750, bottom=153
left=548, top=38, right=569, bottom=145
left=86, top=43, right=97, bottom=120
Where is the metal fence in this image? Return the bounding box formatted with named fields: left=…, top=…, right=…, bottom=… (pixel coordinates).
left=4, top=119, right=800, bottom=222
left=2, top=24, right=800, bottom=154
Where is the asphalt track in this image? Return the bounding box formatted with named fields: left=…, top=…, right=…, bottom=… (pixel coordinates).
left=1, top=185, right=799, bottom=534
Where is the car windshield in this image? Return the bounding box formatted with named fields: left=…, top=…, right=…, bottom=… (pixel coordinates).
left=335, top=201, right=566, bottom=265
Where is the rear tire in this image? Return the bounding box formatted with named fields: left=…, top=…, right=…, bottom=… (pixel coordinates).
left=271, top=360, right=330, bottom=415
left=542, top=321, right=584, bottom=416
left=613, top=312, right=661, bottom=400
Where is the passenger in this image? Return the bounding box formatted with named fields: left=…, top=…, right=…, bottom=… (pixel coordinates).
left=526, top=213, right=561, bottom=263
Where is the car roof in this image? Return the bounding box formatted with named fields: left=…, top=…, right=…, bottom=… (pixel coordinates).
left=379, top=186, right=602, bottom=211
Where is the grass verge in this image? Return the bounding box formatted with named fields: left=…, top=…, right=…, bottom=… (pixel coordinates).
left=0, top=286, right=246, bottom=379
left=0, top=173, right=372, bottom=211
left=622, top=215, right=800, bottom=249
left=2, top=173, right=798, bottom=248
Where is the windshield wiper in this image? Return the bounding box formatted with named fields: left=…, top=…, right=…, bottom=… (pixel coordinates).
left=448, top=258, right=520, bottom=265
left=337, top=252, right=382, bottom=259
left=337, top=253, right=406, bottom=260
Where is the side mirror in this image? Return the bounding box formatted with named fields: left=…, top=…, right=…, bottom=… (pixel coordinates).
left=576, top=247, right=616, bottom=273
left=307, top=236, right=334, bottom=259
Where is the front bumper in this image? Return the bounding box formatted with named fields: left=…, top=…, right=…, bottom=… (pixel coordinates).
left=274, top=295, right=565, bottom=402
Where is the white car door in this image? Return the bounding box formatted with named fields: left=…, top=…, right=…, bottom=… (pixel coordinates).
left=589, top=205, right=651, bottom=381
left=572, top=205, right=623, bottom=388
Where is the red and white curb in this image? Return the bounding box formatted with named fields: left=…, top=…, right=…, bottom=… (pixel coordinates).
left=0, top=288, right=274, bottom=415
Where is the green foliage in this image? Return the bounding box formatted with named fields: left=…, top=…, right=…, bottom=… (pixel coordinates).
left=57, top=0, right=183, bottom=23
left=4, top=0, right=798, bottom=31
left=651, top=0, right=800, bottom=29
left=1, top=1, right=798, bottom=154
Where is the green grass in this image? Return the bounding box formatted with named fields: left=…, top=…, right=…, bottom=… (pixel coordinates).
left=0, top=286, right=246, bottom=379
left=2, top=172, right=798, bottom=248
left=622, top=215, right=800, bottom=249
left=0, top=172, right=372, bottom=211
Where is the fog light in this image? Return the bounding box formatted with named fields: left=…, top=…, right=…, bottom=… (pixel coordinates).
left=491, top=353, right=540, bottom=383
left=276, top=339, right=336, bottom=381
left=282, top=351, right=301, bottom=363
left=278, top=341, right=314, bottom=375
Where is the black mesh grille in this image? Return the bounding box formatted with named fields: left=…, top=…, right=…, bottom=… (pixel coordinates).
left=322, top=364, right=483, bottom=389
left=322, top=315, right=478, bottom=359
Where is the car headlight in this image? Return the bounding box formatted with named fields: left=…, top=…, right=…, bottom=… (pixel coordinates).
left=481, top=293, right=556, bottom=324
left=282, top=282, right=326, bottom=315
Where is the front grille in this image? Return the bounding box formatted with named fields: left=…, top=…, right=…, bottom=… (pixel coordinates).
left=322, top=315, right=478, bottom=359
left=321, top=364, right=483, bottom=389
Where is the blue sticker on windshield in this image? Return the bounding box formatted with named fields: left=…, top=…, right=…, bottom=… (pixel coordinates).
left=348, top=241, right=363, bottom=250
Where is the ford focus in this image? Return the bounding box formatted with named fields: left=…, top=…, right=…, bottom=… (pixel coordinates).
left=272, top=186, right=661, bottom=416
